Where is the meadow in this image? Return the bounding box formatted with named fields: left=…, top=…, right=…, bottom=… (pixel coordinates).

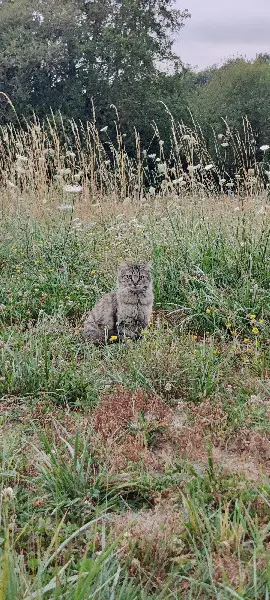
left=0, top=114, right=270, bottom=599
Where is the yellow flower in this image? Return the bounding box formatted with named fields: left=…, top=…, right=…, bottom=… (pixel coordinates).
left=206, top=308, right=211, bottom=314
left=35, top=260, right=40, bottom=264
left=13, top=248, right=18, bottom=252
left=104, top=246, right=110, bottom=251
left=90, top=269, right=97, bottom=275
left=213, top=349, right=219, bottom=355
left=259, top=319, right=264, bottom=324
left=138, top=228, right=143, bottom=233
left=48, top=269, right=54, bottom=273
left=244, top=338, right=250, bottom=343
left=192, top=335, right=198, bottom=341
left=249, top=314, right=256, bottom=319
left=109, top=335, right=118, bottom=342
left=149, top=321, right=153, bottom=327
left=225, top=323, right=232, bottom=328
left=141, top=330, right=149, bottom=335
left=252, top=327, right=259, bottom=335
left=231, top=329, right=237, bottom=335
left=16, top=268, right=21, bottom=273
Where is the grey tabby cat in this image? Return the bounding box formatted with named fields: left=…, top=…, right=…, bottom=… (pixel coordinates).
left=83, top=262, right=153, bottom=343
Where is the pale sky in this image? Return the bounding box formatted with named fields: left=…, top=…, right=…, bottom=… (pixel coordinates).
left=175, top=0, right=270, bottom=70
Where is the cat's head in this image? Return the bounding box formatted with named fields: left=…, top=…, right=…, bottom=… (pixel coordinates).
left=117, top=262, right=152, bottom=291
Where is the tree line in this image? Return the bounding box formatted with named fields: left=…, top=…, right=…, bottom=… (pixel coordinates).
left=0, top=0, right=270, bottom=155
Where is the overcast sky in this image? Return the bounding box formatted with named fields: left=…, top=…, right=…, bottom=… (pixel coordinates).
left=174, top=0, right=270, bottom=70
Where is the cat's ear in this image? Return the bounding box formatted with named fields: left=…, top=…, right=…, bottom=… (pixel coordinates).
left=119, top=260, right=128, bottom=267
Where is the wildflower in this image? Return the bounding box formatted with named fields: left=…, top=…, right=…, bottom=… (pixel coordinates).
left=148, top=154, right=156, bottom=159
left=63, top=184, right=82, bottom=193
left=217, top=133, right=224, bottom=140
left=234, top=206, right=240, bottom=211
left=104, top=160, right=110, bottom=166
left=35, top=260, right=40, bottom=264
left=244, top=338, right=250, bottom=343
left=157, top=163, right=166, bottom=174
left=225, top=323, right=232, bottom=328
left=109, top=335, right=118, bottom=342
left=206, top=308, right=211, bottom=314
left=159, top=140, right=164, bottom=146
left=57, top=204, right=73, bottom=211
left=249, top=314, right=256, bottom=319
left=100, top=126, right=108, bottom=133
left=1, top=487, right=15, bottom=501
left=219, top=178, right=226, bottom=184
left=13, top=248, right=18, bottom=252
left=192, top=335, right=198, bottom=341
left=48, top=269, right=54, bottom=273
left=66, top=151, right=76, bottom=158
left=252, top=327, right=259, bottom=335
left=165, top=382, right=172, bottom=392
left=138, top=228, right=143, bottom=233
left=213, top=349, right=220, bottom=355
left=259, top=319, right=264, bottom=324
left=226, top=182, right=234, bottom=188
left=90, top=269, right=96, bottom=275
left=260, top=145, right=270, bottom=152
left=235, top=174, right=241, bottom=180
left=141, top=330, right=149, bottom=335
left=148, top=186, right=155, bottom=196
left=221, top=142, right=229, bottom=148
left=204, top=164, right=214, bottom=171
left=7, top=181, right=17, bottom=189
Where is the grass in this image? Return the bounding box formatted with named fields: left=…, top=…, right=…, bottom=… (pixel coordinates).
left=0, top=115, right=270, bottom=598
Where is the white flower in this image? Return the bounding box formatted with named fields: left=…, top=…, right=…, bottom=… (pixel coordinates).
left=217, top=133, right=224, bottom=140
left=234, top=206, right=240, bottom=211
left=63, top=185, right=82, bottom=193
left=157, top=163, right=166, bottom=174
left=204, top=164, right=214, bottom=171
left=173, top=177, right=184, bottom=184
left=100, top=126, right=108, bottom=133
left=104, top=160, right=110, bottom=166
left=148, top=186, right=156, bottom=196
left=143, top=150, right=147, bottom=157
left=159, top=139, right=164, bottom=146
left=7, top=181, right=17, bottom=188
left=148, top=154, right=156, bottom=159
left=221, top=142, right=229, bottom=148
left=57, top=204, right=73, bottom=211
left=16, top=154, right=28, bottom=162
left=188, top=164, right=201, bottom=173
left=235, top=174, right=241, bottom=180
left=219, top=178, right=226, bottom=184
left=226, top=182, right=234, bottom=188
left=1, top=487, right=15, bottom=501
left=155, top=157, right=161, bottom=162
left=66, top=151, right=76, bottom=158
left=260, top=145, right=269, bottom=152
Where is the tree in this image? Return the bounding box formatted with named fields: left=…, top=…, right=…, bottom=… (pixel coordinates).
left=0, top=0, right=190, bottom=126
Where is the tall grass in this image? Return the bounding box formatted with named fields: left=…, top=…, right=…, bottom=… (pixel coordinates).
left=0, top=106, right=269, bottom=203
